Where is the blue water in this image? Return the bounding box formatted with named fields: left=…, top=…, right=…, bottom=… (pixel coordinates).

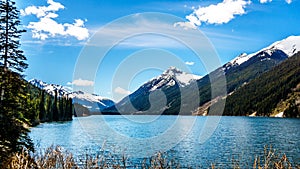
left=29, top=116, right=300, bottom=167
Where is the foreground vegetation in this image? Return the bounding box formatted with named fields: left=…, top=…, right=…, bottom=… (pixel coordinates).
left=2, top=145, right=299, bottom=169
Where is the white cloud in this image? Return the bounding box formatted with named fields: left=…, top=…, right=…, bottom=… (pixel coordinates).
left=259, top=0, right=291, bottom=4
left=114, top=87, right=131, bottom=95
left=285, top=0, right=292, bottom=4
left=173, top=21, right=197, bottom=30
left=185, top=61, right=195, bottom=66
left=27, top=17, right=65, bottom=40
left=259, top=0, right=272, bottom=3
left=67, top=79, right=94, bottom=86
left=21, top=0, right=89, bottom=40
left=177, top=0, right=251, bottom=29
left=21, top=0, right=64, bottom=18
left=64, top=19, right=90, bottom=40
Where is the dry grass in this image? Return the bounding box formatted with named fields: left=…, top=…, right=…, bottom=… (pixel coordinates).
left=251, top=145, right=297, bottom=169
left=2, top=145, right=299, bottom=169
left=3, top=146, right=76, bottom=169
left=141, top=152, right=181, bottom=169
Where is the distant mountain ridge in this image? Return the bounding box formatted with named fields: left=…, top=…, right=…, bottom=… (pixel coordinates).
left=29, top=79, right=115, bottom=114
left=227, top=35, right=300, bottom=67
left=29, top=79, right=71, bottom=96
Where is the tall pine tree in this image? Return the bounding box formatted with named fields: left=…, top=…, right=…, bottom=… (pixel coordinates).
left=39, top=90, right=46, bottom=122
left=52, top=90, right=59, bottom=121
left=0, top=0, right=32, bottom=165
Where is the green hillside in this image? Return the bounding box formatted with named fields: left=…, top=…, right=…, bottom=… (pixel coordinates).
left=0, top=67, right=73, bottom=126
left=218, top=52, right=300, bottom=117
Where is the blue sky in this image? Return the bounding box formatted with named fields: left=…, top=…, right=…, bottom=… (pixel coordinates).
left=16, top=0, right=300, bottom=100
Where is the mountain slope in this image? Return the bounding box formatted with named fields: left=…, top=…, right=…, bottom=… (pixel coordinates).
left=228, top=35, right=300, bottom=67
left=104, top=35, right=299, bottom=115
left=71, top=91, right=114, bottom=113
left=29, top=79, right=115, bottom=114
left=211, top=52, right=300, bottom=117
left=145, top=66, right=202, bottom=90
left=0, top=69, right=73, bottom=126
left=29, top=79, right=71, bottom=96
left=104, top=67, right=201, bottom=115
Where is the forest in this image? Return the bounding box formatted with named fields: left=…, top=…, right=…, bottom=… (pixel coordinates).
left=219, top=52, right=300, bottom=117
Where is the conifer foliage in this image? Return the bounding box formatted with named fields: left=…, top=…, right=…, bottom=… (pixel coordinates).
left=0, top=0, right=27, bottom=72
left=0, top=0, right=32, bottom=164
left=221, top=52, right=300, bottom=117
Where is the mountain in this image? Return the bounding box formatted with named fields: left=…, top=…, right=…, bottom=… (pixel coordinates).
left=103, top=67, right=201, bottom=115
left=29, top=79, right=71, bottom=96
left=194, top=35, right=300, bottom=115
left=104, top=35, right=300, bottom=115
left=71, top=91, right=114, bottom=114
left=208, top=52, right=300, bottom=117
left=29, top=79, right=115, bottom=115
left=226, top=35, right=300, bottom=68
left=196, top=35, right=299, bottom=107
left=145, top=66, right=202, bottom=90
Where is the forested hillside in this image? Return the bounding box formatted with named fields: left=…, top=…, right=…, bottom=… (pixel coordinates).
left=0, top=68, right=73, bottom=126
left=218, top=52, right=300, bottom=117
left=26, top=80, right=73, bottom=125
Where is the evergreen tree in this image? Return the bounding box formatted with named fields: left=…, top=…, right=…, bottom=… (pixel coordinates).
left=52, top=90, right=59, bottom=121
left=39, top=90, right=46, bottom=122
left=58, top=96, right=63, bottom=120
left=68, top=98, right=73, bottom=120
left=46, top=95, right=52, bottom=121
left=0, top=0, right=27, bottom=73
left=0, top=0, right=31, bottom=164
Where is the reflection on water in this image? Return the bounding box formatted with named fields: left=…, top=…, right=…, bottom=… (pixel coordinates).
left=30, top=116, right=300, bottom=167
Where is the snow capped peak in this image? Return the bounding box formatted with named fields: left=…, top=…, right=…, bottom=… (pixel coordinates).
left=162, top=66, right=183, bottom=76
left=229, top=35, right=300, bottom=67
left=266, top=35, right=300, bottom=57
left=29, top=79, right=71, bottom=96
left=69, top=90, right=114, bottom=112
left=145, top=67, right=202, bottom=91
left=28, top=79, right=115, bottom=112
left=29, top=79, right=48, bottom=89
left=29, top=79, right=111, bottom=102
left=70, top=91, right=104, bottom=102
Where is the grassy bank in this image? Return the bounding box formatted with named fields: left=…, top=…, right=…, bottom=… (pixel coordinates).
left=2, top=145, right=299, bottom=169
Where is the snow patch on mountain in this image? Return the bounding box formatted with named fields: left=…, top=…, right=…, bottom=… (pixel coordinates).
left=71, top=91, right=105, bottom=102
left=176, top=72, right=202, bottom=86
left=265, top=35, right=300, bottom=57
left=229, top=53, right=253, bottom=66
left=71, top=91, right=114, bottom=112
left=29, top=79, right=71, bottom=96
left=230, top=35, right=300, bottom=66
left=146, top=67, right=202, bottom=92
left=29, top=79, right=115, bottom=112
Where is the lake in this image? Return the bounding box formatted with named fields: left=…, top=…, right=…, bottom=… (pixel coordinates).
left=29, top=115, right=300, bottom=168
